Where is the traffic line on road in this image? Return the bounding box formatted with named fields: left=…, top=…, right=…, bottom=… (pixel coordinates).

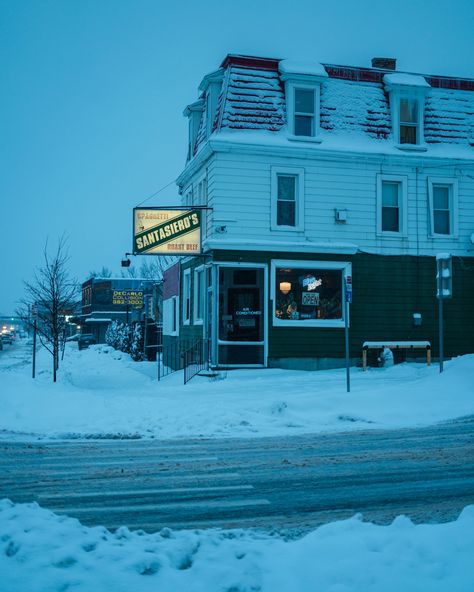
left=39, top=484, right=254, bottom=502
left=51, top=498, right=271, bottom=515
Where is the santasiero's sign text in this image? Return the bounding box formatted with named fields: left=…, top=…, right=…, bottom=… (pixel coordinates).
left=133, top=208, right=202, bottom=255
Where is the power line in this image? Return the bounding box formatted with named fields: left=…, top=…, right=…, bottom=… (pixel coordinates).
left=135, top=179, right=177, bottom=207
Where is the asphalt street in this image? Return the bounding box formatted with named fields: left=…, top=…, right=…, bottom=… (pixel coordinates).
left=1, top=418, right=474, bottom=534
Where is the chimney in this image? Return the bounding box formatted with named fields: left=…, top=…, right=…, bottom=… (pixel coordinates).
left=371, top=57, right=396, bottom=70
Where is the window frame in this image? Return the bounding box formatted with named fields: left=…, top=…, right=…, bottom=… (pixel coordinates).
left=427, top=177, right=459, bottom=238
left=163, top=295, right=179, bottom=336
left=271, top=166, right=305, bottom=232
left=271, top=259, right=351, bottom=328
left=376, top=174, right=408, bottom=237
left=389, top=89, right=427, bottom=149
left=286, top=82, right=321, bottom=140
left=193, top=266, right=205, bottom=325
left=182, top=268, right=191, bottom=325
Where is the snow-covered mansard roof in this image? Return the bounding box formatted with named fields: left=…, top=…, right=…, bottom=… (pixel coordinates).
left=186, top=54, right=474, bottom=160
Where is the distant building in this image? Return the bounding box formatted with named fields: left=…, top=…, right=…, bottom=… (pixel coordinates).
left=75, top=277, right=156, bottom=343
left=162, top=54, right=474, bottom=369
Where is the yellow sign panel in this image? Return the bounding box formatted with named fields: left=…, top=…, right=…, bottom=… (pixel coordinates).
left=133, top=208, right=202, bottom=255
left=112, top=290, right=143, bottom=308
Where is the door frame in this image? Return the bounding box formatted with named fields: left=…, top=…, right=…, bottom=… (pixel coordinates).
left=213, top=261, right=268, bottom=368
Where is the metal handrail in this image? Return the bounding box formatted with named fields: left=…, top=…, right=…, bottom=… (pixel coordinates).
left=157, top=339, right=199, bottom=381
left=183, top=339, right=209, bottom=384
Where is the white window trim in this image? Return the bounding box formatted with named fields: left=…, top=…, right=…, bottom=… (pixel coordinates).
left=193, top=265, right=205, bottom=325
left=163, top=296, right=179, bottom=336
left=271, top=259, right=351, bottom=328
left=427, top=177, right=459, bottom=238
left=376, top=174, right=408, bottom=237
left=389, top=89, right=427, bottom=150
left=271, top=166, right=305, bottom=232
left=171, top=296, right=179, bottom=336
left=182, top=268, right=191, bottom=325
left=285, top=81, right=322, bottom=141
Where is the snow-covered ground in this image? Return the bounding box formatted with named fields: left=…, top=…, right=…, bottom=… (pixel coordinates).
left=1, top=341, right=473, bottom=439
left=1, top=499, right=474, bottom=592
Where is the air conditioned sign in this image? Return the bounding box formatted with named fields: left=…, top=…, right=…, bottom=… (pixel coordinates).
left=133, top=208, right=202, bottom=256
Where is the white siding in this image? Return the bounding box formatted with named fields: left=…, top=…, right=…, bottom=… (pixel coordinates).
left=203, top=150, right=474, bottom=257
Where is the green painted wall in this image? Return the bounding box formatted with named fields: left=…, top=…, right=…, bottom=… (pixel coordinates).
left=179, top=257, right=206, bottom=343
left=212, top=250, right=473, bottom=360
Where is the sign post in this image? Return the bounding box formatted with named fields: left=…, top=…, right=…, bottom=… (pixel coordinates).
left=436, top=254, right=452, bottom=373
left=344, top=275, right=352, bottom=393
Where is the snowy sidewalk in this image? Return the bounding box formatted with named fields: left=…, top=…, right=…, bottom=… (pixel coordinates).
left=1, top=342, right=473, bottom=440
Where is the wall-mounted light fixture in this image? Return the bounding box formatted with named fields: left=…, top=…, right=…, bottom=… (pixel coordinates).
left=121, top=253, right=132, bottom=267
left=279, top=281, right=291, bottom=294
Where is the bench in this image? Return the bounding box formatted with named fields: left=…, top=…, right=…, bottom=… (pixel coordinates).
left=362, top=341, right=431, bottom=371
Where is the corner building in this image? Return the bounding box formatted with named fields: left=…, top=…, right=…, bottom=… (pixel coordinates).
left=162, top=54, right=474, bottom=369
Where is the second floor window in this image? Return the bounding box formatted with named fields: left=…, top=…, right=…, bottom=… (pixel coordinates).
left=294, top=88, right=315, bottom=137
left=399, top=98, right=419, bottom=144
left=277, top=175, right=297, bottom=226
left=271, top=167, right=304, bottom=231
left=432, top=185, right=450, bottom=235
left=428, top=178, right=458, bottom=237
left=377, top=174, right=407, bottom=236
left=381, top=181, right=401, bottom=232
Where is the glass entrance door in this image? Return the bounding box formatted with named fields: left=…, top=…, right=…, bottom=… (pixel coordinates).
left=217, top=266, right=265, bottom=366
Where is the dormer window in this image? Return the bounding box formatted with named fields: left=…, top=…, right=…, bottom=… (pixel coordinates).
left=399, top=97, right=419, bottom=144
left=183, top=99, right=204, bottom=161
left=384, top=73, right=430, bottom=150
left=198, top=68, right=224, bottom=139
left=294, top=88, right=316, bottom=136
left=279, top=60, right=327, bottom=141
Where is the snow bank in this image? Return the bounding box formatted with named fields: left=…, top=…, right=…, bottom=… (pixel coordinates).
left=1, top=499, right=474, bottom=592
left=1, top=342, right=474, bottom=440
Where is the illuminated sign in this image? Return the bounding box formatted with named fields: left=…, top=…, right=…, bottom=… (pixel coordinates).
left=302, top=292, right=320, bottom=306
left=301, top=276, right=322, bottom=291
left=112, top=290, right=144, bottom=308
left=133, top=208, right=202, bottom=256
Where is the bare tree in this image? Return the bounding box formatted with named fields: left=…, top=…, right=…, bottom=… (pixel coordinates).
left=17, top=238, right=79, bottom=382
left=138, top=258, right=176, bottom=281
left=89, top=266, right=113, bottom=278
left=121, top=257, right=177, bottom=281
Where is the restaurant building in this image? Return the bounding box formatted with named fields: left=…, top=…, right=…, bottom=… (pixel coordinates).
left=162, top=54, right=474, bottom=369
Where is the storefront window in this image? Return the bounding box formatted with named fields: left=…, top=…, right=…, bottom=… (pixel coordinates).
left=275, top=267, right=342, bottom=323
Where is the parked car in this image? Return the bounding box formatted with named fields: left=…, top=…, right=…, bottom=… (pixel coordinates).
left=78, top=334, right=96, bottom=350
left=66, top=334, right=81, bottom=342
left=2, top=332, right=13, bottom=345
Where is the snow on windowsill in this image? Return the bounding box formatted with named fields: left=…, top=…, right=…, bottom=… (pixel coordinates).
left=395, top=143, right=428, bottom=152
left=288, top=134, right=323, bottom=144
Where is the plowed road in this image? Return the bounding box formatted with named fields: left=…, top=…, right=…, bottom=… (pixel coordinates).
left=1, top=419, right=474, bottom=534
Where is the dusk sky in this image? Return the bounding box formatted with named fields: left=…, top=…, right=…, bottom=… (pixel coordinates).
left=1, top=0, right=473, bottom=314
